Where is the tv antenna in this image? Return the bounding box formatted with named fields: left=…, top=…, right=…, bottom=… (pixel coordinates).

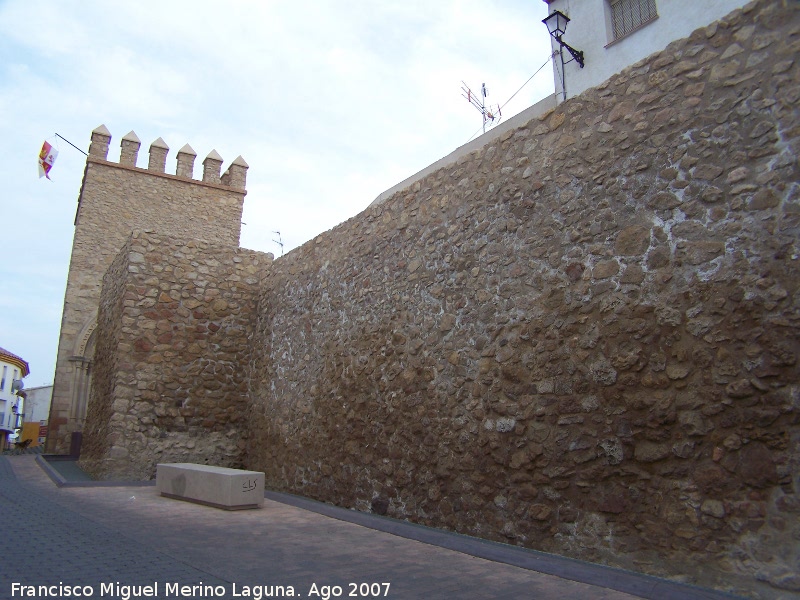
left=461, top=81, right=502, bottom=134
left=272, top=231, right=284, bottom=256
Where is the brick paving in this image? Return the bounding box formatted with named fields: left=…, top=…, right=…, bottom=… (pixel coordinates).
left=0, top=456, right=230, bottom=597
left=1, top=456, right=740, bottom=600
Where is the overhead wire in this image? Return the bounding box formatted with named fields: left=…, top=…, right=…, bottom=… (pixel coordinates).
left=498, top=52, right=556, bottom=114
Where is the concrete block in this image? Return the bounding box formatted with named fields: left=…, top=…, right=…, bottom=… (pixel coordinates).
left=156, top=463, right=264, bottom=510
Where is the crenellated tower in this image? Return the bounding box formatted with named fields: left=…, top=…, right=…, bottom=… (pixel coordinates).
left=46, top=125, right=249, bottom=454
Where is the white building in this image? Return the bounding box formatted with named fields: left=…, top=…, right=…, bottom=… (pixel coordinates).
left=20, top=385, right=53, bottom=447
left=543, top=0, right=751, bottom=102
left=0, top=346, right=30, bottom=451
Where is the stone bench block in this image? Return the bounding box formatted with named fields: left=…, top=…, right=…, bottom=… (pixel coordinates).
left=156, top=463, right=264, bottom=510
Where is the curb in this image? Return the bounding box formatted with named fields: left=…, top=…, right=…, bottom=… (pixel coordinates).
left=35, top=455, right=155, bottom=488
left=265, top=490, right=745, bottom=600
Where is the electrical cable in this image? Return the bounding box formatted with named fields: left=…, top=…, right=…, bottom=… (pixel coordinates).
left=498, top=52, right=556, bottom=113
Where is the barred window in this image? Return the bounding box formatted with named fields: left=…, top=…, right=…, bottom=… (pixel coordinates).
left=609, top=0, right=658, bottom=40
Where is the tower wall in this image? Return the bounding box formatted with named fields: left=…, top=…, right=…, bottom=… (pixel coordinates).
left=78, top=231, right=269, bottom=479
left=45, top=127, right=248, bottom=453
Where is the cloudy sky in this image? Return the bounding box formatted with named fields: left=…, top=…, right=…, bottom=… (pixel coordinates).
left=0, top=0, right=555, bottom=387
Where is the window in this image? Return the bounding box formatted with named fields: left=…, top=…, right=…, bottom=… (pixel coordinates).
left=609, top=0, right=658, bottom=41
left=0, top=366, right=6, bottom=391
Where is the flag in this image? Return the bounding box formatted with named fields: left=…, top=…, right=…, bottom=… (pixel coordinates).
left=38, top=141, right=58, bottom=179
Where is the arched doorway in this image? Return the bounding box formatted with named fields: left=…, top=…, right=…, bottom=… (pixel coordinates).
left=69, top=316, right=97, bottom=428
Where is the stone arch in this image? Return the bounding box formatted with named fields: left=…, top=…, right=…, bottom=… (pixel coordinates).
left=73, top=312, right=98, bottom=357
left=69, top=312, right=97, bottom=425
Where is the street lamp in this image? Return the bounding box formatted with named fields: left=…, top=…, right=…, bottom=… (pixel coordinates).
left=11, top=402, right=24, bottom=431
left=543, top=10, right=585, bottom=68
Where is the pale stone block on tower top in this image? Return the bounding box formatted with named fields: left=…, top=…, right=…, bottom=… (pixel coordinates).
left=93, top=124, right=111, bottom=136
left=120, top=130, right=141, bottom=167
left=202, top=149, right=223, bottom=184
left=122, top=130, right=141, bottom=143
left=156, top=463, right=265, bottom=510
left=176, top=143, right=197, bottom=179
left=222, top=155, right=249, bottom=189
left=89, top=124, right=111, bottom=160
left=148, top=137, right=169, bottom=173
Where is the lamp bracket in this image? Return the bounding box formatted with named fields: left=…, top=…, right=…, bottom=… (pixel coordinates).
left=555, top=37, right=585, bottom=68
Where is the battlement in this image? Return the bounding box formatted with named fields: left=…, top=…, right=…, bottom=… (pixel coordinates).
left=88, top=124, right=248, bottom=190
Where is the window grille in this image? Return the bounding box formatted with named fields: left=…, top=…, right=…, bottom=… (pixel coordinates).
left=610, top=0, right=658, bottom=40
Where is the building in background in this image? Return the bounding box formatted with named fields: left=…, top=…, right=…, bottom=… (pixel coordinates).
left=19, top=385, right=53, bottom=448
left=0, top=346, right=30, bottom=451
left=542, top=0, right=750, bottom=102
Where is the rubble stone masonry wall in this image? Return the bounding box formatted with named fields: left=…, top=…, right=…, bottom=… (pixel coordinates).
left=247, top=1, right=799, bottom=595
left=80, top=231, right=270, bottom=480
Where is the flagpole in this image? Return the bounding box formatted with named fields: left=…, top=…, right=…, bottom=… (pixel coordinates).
left=54, top=133, right=88, bottom=156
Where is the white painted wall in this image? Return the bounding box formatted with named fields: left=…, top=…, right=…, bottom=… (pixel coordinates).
left=22, top=385, right=53, bottom=423
left=544, top=0, right=749, bottom=101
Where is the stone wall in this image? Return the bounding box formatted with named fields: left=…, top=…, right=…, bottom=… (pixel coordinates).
left=246, top=1, right=799, bottom=596
left=46, top=127, right=248, bottom=454
left=80, top=231, right=270, bottom=480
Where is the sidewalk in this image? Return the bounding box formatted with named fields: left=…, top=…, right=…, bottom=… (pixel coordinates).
left=0, top=456, right=741, bottom=600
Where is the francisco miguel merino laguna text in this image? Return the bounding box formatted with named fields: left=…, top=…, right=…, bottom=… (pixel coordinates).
left=10, top=582, right=299, bottom=599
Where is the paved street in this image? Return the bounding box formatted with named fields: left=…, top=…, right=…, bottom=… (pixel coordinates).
left=0, top=456, right=739, bottom=600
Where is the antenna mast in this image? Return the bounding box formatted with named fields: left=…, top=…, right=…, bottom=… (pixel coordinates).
left=272, top=231, right=284, bottom=257
left=461, top=81, right=502, bottom=134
